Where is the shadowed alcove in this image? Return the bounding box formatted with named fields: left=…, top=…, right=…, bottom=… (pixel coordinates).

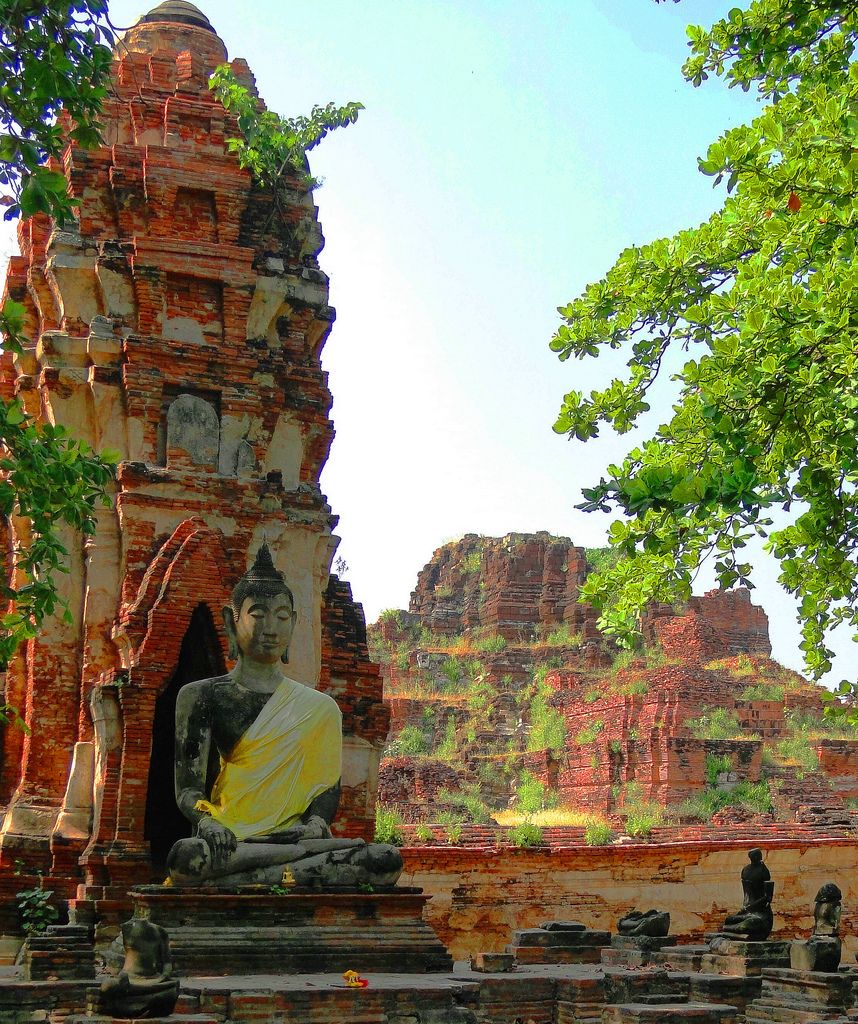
left=144, top=601, right=225, bottom=873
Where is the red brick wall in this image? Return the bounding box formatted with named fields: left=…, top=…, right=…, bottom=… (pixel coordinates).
left=401, top=837, right=858, bottom=962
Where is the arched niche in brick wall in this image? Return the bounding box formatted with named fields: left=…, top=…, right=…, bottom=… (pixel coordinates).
left=144, top=601, right=224, bottom=870
left=106, top=519, right=237, bottom=869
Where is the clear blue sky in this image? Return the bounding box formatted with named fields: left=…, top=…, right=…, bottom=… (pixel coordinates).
left=3, top=0, right=851, bottom=680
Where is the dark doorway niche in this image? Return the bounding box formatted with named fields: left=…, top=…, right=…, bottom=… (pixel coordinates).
left=144, top=602, right=225, bottom=875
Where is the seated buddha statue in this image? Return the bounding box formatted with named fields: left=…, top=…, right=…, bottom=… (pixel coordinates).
left=166, top=544, right=402, bottom=889
left=718, top=848, right=774, bottom=942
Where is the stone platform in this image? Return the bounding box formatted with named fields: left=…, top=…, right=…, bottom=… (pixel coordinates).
left=603, top=934, right=678, bottom=968
left=745, top=966, right=856, bottom=1024
left=0, top=959, right=828, bottom=1024
left=508, top=921, right=610, bottom=964
left=700, top=937, right=790, bottom=978
left=128, top=886, right=453, bottom=975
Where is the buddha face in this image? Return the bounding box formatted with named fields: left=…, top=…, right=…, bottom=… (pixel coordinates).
left=233, top=591, right=296, bottom=664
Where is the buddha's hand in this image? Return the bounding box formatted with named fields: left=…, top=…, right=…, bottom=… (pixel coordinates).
left=197, top=816, right=237, bottom=868
left=279, top=815, right=332, bottom=843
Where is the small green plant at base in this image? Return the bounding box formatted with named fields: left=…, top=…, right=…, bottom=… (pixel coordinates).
left=618, top=679, right=649, bottom=697
left=643, top=645, right=667, bottom=668
left=516, top=772, right=547, bottom=816
left=544, top=623, right=582, bottom=647
left=705, top=752, right=733, bottom=785
left=445, top=822, right=463, bottom=844
left=680, top=780, right=772, bottom=821
left=741, top=682, right=785, bottom=701
left=575, top=719, right=604, bottom=745
left=583, top=686, right=604, bottom=704
left=388, top=724, right=429, bottom=757
left=532, top=664, right=551, bottom=687
left=735, top=654, right=754, bottom=675
left=440, top=657, right=461, bottom=684
left=464, top=658, right=485, bottom=679
left=269, top=884, right=290, bottom=895
left=609, top=739, right=623, bottom=755
left=437, top=786, right=495, bottom=825
left=528, top=686, right=566, bottom=752
left=584, top=819, right=615, bottom=846
left=467, top=684, right=491, bottom=712
left=686, top=707, right=743, bottom=740
left=624, top=805, right=663, bottom=839
left=16, top=887, right=57, bottom=935
left=435, top=717, right=458, bottom=760
left=374, top=806, right=403, bottom=846
left=775, top=733, right=819, bottom=773
left=473, top=633, right=506, bottom=653
left=460, top=550, right=482, bottom=574
left=415, top=824, right=434, bottom=843
left=611, top=648, right=639, bottom=675
left=507, top=822, right=544, bottom=847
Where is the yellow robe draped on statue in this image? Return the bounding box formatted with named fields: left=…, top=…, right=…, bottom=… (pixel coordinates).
left=194, top=678, right=342, bottom=840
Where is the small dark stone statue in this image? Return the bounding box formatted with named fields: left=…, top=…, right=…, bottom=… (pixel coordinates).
left=790, top=882, right=842, bottom=972
left=719, top=848, right=774, bottom=941
left=617, top=909, right=670, bottom=937
left=99, top=919, right=179, bottom=1019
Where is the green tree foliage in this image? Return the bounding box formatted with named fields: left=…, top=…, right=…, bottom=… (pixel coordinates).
left=550, top=1, right=857, bottom=683
left=0, top=315, right=116, bottom=672
left=0, top=2, right=118, bottom=689
left=0, top=0, right=114, bottom=221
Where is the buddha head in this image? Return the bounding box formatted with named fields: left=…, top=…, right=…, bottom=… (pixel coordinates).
left=223, top=544, right=296, bottom=664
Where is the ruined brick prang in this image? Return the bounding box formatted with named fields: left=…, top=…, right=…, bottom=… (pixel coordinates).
left=0, top=1, right=384, bottom=892
left=409, top=532, right=601, bottom=644
left=376, top=532, right=856, bottom=828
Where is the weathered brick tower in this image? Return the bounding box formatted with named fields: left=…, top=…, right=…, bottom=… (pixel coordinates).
left=0, top=1, right=385, bottom=899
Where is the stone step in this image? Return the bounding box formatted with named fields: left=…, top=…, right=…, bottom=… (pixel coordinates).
left=689, top=973, right=762, bottom=1014
left=602, top=1002, right=738, bottom=1024
left=68, top=1017, right=220, bottom=1024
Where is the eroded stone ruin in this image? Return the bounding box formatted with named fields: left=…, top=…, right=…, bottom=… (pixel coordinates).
left=372, top=532, right=858, bottom=835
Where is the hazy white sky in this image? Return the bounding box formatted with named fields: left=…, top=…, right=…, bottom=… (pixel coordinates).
left=3, top=0, right=851, bottom=680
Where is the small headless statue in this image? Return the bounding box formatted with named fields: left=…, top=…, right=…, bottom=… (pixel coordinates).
left=790, top=882, right=842, bottom=972
left=718, top=847, right=774, bottom=942
left=166, top=545, right=402, bottom=889
left=99, top=920, right=179, bottom=1019
left=617, top=909, right=670, bottom=938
